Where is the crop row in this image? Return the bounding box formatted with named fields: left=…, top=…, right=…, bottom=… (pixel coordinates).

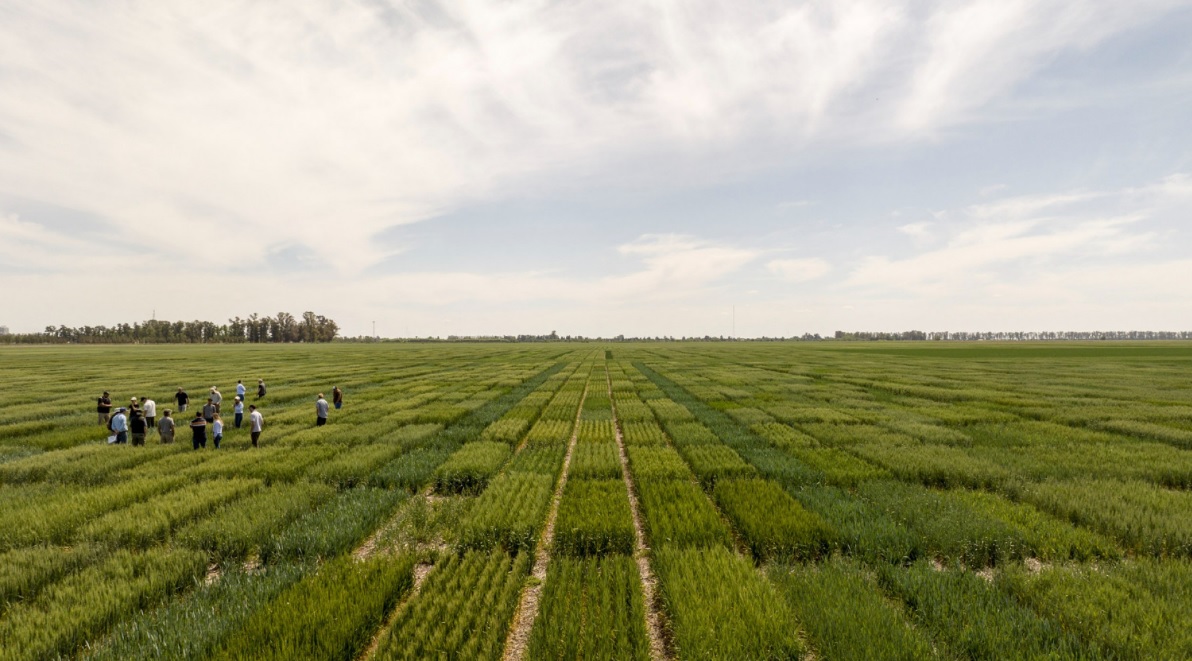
left=377, top=550, right=531, bottom=660
left=527, top=556, right=650, bottom=660
left=0, top=547, right=207, bottom=661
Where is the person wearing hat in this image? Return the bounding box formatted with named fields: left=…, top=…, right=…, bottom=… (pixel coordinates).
left=210, top=386, right=223, bottom=413
left=233, top=396, right=244, bottom=429
left=96, top=391, right=112, bottom=426
left=129, top=406, right=147, bottom=446
left=109, top=407, right=129, bottom=444
left=257, top=379, right=267, bottom=399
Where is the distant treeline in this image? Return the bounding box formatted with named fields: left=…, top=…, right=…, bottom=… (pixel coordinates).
left=0, top=312, right=339, bottom=344
left=833, top=330, right=1192, bottom=341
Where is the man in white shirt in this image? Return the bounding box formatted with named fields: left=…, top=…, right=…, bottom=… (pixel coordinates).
left=210, top=386, right=223, bottom=413
left=140, top=397, right=157, bottom=434
left=248, top=404, right=264, bottom=447
left=236, top=380, right=247, bottom=401
left=315, top=393, right=330, bottom=426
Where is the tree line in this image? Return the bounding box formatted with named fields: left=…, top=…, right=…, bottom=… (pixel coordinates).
left=833, top=330, right=1192, bottom=341
left=0, top=312, right=339, bottom=344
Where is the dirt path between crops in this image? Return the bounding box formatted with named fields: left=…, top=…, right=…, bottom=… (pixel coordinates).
left=501, top=382, right=589, bottom=661
left=609, top=369, right=674, bottom=661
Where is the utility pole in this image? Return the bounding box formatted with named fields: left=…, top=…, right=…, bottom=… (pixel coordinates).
left=372, top=321, right=376, bottom=339
left=732, top=306, right=736, bottom=339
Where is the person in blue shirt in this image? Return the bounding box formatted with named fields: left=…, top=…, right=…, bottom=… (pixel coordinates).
left=109, top=408, right=129, bottom=444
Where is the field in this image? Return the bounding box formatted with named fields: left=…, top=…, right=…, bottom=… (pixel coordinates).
left=2, top=341, right=1192, bottom=659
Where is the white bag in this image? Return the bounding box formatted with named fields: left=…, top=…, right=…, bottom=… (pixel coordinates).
left=107, top=434, right=118, bottom=444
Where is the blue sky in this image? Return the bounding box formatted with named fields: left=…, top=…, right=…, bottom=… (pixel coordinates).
left=1, top=1, right=1191, bottom=337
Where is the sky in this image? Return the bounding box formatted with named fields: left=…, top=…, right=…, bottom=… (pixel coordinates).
left=1, top=0, right=1191, bottom=338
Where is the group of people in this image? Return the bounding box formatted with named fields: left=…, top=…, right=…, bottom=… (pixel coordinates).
left=97, top=379, right=268, bottom=449
left=96, top=380, right=346, bottom=450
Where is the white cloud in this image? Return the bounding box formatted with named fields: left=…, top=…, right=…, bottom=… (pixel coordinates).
left=767, top=258, right=831, bottom=282
left=0, top=0, right=1182, bottom=280
left=897, top=222, right=932, bottom=239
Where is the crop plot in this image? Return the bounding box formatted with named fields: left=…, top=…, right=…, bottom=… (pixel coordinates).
left=2, top=341, right=1192, bottom=658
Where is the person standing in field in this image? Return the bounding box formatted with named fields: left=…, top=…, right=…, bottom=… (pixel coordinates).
left=158, top=410, right=175, bottom=444
left=129, top=407, right=147, bottom=446
left=175, top=387, right=189, bottom=412
left=233, top=396, right=244, bottom=429
left=211, top=413, right=224, bottom=449
left=109, top=407, right=128, bottom=444
left=236, top=380, right=246, bottom=402
left=257, top=379, right=266, bottom=399
left=210, top=386, right=223, bottom=413
left=190, top=412, right=207, bottom=449
left=141, top=396, right=156, bottom=435
left=97, top=391, right=112, bottom=426
left=248, top=404, right=264, bottom=447
left=202, top=398, right=216, bottom=424
left=128, top=397, right=141, bottom=416
left=332, top=386, right=343, bottom=410
left=315, top=393, right=329, bottom=426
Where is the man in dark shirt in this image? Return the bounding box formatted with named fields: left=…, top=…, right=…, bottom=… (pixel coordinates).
left=175, top=387, right=189, bottom=412
left=129, top=409, right=147, bottom=446
left=190, top=413, right=207, bottom=449
left=96, top=391, right=112, bottom=426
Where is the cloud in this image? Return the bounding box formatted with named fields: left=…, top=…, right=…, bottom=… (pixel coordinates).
left=0, top=1, right=1183, bottom=280
left=767, top=258, right=831, bottom=282
left=843, top=175, right=1190, bottom=296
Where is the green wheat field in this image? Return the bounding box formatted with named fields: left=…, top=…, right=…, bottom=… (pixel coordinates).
left=2, top=342, right=1192, bottom=660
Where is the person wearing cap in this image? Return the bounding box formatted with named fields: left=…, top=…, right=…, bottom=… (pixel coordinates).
left=332, top=386, right=343, bottom=410
left=248, top=404, right=264, bottom=447
left=128, top=397, right=141, bottom=415
left=158, top=409, right=175, bottom=444
left=233, top=396, right=244, bottom=429
left=236, top=380, right=246, bottom=401
left=141, top=396, right=157, bottom=434
left=109, top=407, right=129, bottom=444
left=315, top=393, right=329, bottom=426
left=257, top=379, right=267, bottom=399
left=96, top=391, right=113, bottom=426
left=129, top=406, right=147, bottom=446
left=175, top=387, right=189, bottom=412
left=210, top=386, right=223, bottom=413
left=190, top=411, right=207, bottom=449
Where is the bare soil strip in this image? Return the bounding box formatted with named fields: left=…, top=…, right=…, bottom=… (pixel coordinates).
left=357, top=561, right=438, bottom=661
left=501, top=383, right=589, bottom=661
left=353, top=485, right=434, bottom=561
left=608, top=369, right=673, bottom=661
